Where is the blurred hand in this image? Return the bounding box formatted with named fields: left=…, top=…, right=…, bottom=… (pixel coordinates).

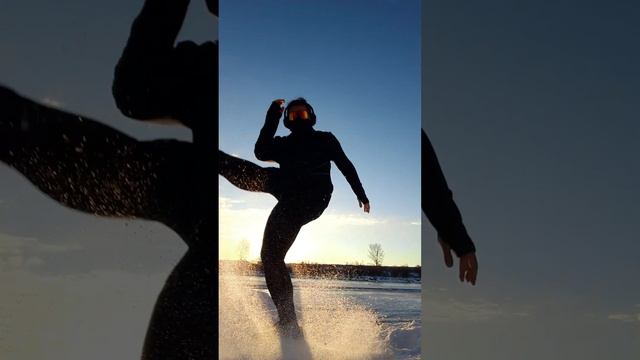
left=438, top=235, right=478, bottom=286
left=358, top=200, right=370, bottom=213
left=205, top=0, right=218, bottom=16
left=266, top=99, right=285, bottom=122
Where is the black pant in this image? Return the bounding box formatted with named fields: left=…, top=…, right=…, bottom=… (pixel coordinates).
left=219, top=151, right=331, bottom=325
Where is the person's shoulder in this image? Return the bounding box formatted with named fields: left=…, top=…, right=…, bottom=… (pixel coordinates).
left=314, top=129, right=332, bottom=136
left=324, top=131, right=343, bottom=147
left=313, top=130, right=337, bottom=141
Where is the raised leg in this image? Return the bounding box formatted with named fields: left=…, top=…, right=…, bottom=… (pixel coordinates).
left=0, top=86, right=194, bottom=228
left=219, top=150, right=279, bottom=194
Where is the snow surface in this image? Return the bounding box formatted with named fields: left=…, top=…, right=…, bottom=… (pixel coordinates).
left=219, top=275, right=421, bottom=360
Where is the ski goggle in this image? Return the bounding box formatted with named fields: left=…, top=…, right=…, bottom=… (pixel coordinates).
left=287, top=109, right=311, bottom=121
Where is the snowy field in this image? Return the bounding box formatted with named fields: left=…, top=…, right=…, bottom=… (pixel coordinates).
left=219, top=275, right=421, bottom=360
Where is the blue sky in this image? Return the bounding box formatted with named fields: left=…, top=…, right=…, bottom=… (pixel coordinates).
left=219, top=0, right=420, bottom=219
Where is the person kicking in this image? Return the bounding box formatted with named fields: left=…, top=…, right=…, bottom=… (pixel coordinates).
left=219, top=98, right=370, bottom=338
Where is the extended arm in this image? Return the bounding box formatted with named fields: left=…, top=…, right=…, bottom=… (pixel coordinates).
left=330, top=134, right=369, bottom=206
left=422, top=129, right=475, bottom=256
left=112, top=0, right=218, bottom=147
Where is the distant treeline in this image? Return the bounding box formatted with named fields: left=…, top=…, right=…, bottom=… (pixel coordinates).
left=219, top=260, right=421, bottom=280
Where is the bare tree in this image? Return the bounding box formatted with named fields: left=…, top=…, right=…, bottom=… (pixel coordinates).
left=237, top=239, right=250, bottom=261
left=368, top=243, right=385, bottom=266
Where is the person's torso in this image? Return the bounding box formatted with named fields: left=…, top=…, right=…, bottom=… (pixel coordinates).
left=275, top=130, right=334, bottom=193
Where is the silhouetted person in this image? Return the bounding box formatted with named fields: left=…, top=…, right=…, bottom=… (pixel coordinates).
left=0, top=85, right=215, bottom=359
left=112, top=0, right=219, bottom=358
left=219, top=98, right=370, bottom=337
left=1, top=0, right=218, bottom=358
left=422, top=129, right=478, bottom=285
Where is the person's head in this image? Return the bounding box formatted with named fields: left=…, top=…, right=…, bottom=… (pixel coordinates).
left=283, top=98, right=316, bottom=131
